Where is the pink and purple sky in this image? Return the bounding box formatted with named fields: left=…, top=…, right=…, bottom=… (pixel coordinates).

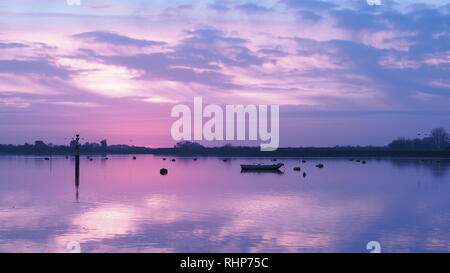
left=0, top=0, right=450, bottom=147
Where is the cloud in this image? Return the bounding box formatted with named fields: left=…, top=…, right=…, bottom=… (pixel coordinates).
left=293, top=36, right=450, bottom=107
left=0, top=42, right=28, bottom=49
left=73, top=31, right=167, bottom=47
left=174, top=29, right=268, bottom=67
left=257, top=48, right=289, bottom=57
left=281, top=0, right=337, bottom=10
left=162, top=4, right=194, bottom=16
left=183, top=28, right=247, bottom=45
left=0, top=59, right=72, bottom=78
left=331, top=9, right=383, bottom=30
left=330, top=5, right=450, bottom=35
left=98, top=53, right=240, bottom=89
left=169, top=29, right=268, bottom=70
left=68, top=28, right=271, bottom=90
left=208, top=1, right=231, bottom=12
left=298, top=10, right=323, bottom=22
left=235, top=3, right=273, bottom=13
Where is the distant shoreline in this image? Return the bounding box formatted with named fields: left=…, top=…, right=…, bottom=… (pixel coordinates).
left=1, top=147, right=450, bottom=158
left=4, top=127, right=450, bottom=158
left=150, top=148, right=450, bottom=157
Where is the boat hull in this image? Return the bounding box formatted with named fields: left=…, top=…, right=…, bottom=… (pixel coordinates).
left=240, top=163, right=284, bottom=171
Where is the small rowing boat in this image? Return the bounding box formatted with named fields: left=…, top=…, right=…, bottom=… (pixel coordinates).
left=240, top=163, right=284, bottom=171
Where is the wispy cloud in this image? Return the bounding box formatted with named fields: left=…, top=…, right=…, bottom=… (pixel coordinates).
left=73, top=31, right=167, bottom=47
left=235, top=3, right=273, bottom=13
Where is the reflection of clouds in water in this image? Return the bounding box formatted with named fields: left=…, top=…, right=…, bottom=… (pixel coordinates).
left=0, top=197, right=182, bottom=252
left=2, top=157, right=450, bottom=252
left=52, top=197, right=181, bottom=252
left=389, top=159, right=450, bottom=179
left=210, top=194, right=386, bottom=252
left=249, top=231, right=336, bottom=253
left=379, top=228, right=450, bottom=253
left=0, top=240, right=52, bottom=253
left=0, top=191, right=33, bottom=204
left=0, top=192, right=387, bottom=252
left=69, top=194, right=387, bottom=252
left=70, top=205, right=138, bottom=239
left=0, top=206, right=59, bottom=229
left=379, top=231, right=419, bottom=253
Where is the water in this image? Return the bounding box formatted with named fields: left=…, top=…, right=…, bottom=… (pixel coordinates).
left=1, top=155, right=450, bottom=253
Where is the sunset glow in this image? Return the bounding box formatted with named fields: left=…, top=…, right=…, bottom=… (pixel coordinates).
left=1, top=0, right=450, bottom=147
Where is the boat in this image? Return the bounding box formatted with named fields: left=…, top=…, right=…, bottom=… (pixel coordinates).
left=240, top=163, right=284, bottom=171
left=241, top=169, right=283, bottom=174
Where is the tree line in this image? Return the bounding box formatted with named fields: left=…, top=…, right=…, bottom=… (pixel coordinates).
left=0, top=127, right=449, bottom=155
left=388, top=128, right=450, bottom=150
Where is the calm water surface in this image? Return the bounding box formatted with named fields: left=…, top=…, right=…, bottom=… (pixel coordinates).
left=1, top=155, right=450, bottom=253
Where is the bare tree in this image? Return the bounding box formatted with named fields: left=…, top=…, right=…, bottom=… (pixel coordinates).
left=430, top=128, right=449, bottom=150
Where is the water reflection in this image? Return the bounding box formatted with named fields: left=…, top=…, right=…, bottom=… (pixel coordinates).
left=240, top=169, right=284, bottom=175
left=75, top=134, right=81, bottom=202
left=75, top=167, right=80, bottom=202
left=0, top=156, right=450, bottom=252
left=390, top=159, right=450, bottom=179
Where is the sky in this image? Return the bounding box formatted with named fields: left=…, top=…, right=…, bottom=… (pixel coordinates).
left=0, top=0, right=450, bottom=147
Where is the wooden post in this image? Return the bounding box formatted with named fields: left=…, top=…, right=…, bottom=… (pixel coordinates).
left=75, top=134, right=80, bottom=201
